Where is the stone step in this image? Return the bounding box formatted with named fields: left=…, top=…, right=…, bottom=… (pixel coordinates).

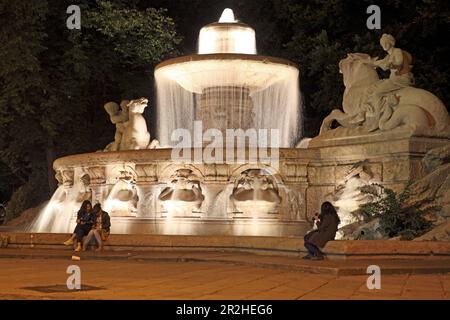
left=1, top=232, right=450, bottom=259
left=1, top=247, right=450, bottom=276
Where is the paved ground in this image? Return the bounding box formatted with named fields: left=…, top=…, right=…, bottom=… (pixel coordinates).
left=1, top=257, right=449, bottom=300
left=3, top=248, right=450, bottom=276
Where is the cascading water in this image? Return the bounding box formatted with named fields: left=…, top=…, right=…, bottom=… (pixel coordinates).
left=155, top=8, right=302, bottom=147
left=210, top=184, right=234, bottom=218
left=251, top=78, right=301, bottom=147
left=156, top=70, right=300, bottom=147
left=30, top=185, right=77, bottom=233
left=103, top=179, right=138, bottom=217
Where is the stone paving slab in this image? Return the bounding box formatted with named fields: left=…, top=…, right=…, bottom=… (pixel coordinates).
left=0, top=258, right=449, bottom=300
left=2, top=247, right=450, bottom=276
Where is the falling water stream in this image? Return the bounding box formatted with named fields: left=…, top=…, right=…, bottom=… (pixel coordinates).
left=29, top=185, right=77, bottom=233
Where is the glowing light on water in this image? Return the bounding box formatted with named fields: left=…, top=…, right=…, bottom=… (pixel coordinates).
left=334, top=176, right=383, bottom=227
left=199, top=9, right=255, bottom=55
left=29, top=193, right=63, bottom=232
left=156, top=7, right=301, bottom=148
left=30, top=174, right=305, bottom=236
left=30, top=185, right=77, bottom=233
left=198, top=26, right=256, bottom=55
left=211, top=184, right=234, bottom=218
left=155, top=64, right=300, bottom=147
left=103, top=180, right=137, bottom=217
left=156, top=59, right=297, bottom=94
left=334, top=177, right=365, bottom=226
left=155, top=74, right=195, bottom=147
left=161, top=200, right=199, bottom=217
left=219, top=8, right=236, bottom=23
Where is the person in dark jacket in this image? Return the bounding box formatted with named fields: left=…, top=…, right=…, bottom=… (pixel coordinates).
left=63, top=200, right=94, bottom=251
left=303, top=202, right=340, bottom=260
left=82, top=203, right=111, bottom=251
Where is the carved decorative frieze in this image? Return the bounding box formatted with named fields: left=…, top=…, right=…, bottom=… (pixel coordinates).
left=85, top=166, right=106, bottom=185
left=135, top=164, right=157, bottom=183
left=203, top=164, right=229, bottom=182
left=61, top=169, right=74, bottom=187
left=55, top=170, right=63, bottom=186
left=282, top=162, right=307, bottom=183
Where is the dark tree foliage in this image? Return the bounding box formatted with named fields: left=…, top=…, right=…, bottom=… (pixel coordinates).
left=0, top=0, right=50, bottom=209
left=0, top=0, right=448, bottom=217
left=0, top=0, right=180, bottom=217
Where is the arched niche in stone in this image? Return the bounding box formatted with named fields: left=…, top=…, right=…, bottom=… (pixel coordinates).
left=157, top=166, right=206, bottom=217
left=229, top=166, right=282, bottom=218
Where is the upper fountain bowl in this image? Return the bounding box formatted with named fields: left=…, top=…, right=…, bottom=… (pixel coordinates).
left=199, top=8, right=256, bottom=55
left=198, top=22, right=256, bottom=55
left=155, top=54, right=298, bottom=94
left=155, top=8, right=298, bottom=94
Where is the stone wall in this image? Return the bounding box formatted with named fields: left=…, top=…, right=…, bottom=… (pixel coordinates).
left=52, top=136, right=449, bottom=235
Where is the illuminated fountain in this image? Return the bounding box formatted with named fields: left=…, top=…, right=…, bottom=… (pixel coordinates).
left=30, top=10, right=449, bottom=237
left=30, top=9, right=308, bottom=236
left=155, top=8, right=300, bottom=147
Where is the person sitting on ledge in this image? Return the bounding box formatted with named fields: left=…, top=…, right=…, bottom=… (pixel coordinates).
left=303, top=201, right=340, bottom=260
left=63, top=200, right=95, bottom=252
left=82, top=203, right=111, bottom=251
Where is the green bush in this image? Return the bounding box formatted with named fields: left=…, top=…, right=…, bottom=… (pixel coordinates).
left=360, top=182, right=437, bottom=240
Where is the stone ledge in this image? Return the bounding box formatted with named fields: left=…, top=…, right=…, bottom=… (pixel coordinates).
left=2, top=232, right=450, bottom=258
left=53, top=147, right=319, bottom=169
left=1, top=247, right=450, bottom=276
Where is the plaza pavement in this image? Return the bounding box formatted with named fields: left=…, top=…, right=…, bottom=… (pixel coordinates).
left=0, top=249, right=449, bottom=300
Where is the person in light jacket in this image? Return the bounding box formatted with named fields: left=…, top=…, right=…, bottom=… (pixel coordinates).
left=82, top=203, right=111, bottom=251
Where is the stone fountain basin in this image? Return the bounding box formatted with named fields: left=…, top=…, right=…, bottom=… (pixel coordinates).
left=155, top=53, right=299, bottom=94
left=53, top=147, right=316, bottom=169
left=50, top=147, right=315, bottom=236
left=46, top=136, right=449, bottom=236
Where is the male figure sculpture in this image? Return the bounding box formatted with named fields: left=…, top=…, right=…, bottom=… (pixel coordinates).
left=120, top=98, right=151, bottom=150
left=104, top=98, right=160, bottom=151
left=104, top=100, right=129, bottom=151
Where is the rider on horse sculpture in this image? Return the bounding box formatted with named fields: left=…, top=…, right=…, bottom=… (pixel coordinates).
left=366, top=34, right=414, bottom=120
left=315, top=33, right=449, bottom=139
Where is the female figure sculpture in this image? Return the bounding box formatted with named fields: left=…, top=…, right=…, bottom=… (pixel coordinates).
left=365, top=34, right=414, bottom=120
